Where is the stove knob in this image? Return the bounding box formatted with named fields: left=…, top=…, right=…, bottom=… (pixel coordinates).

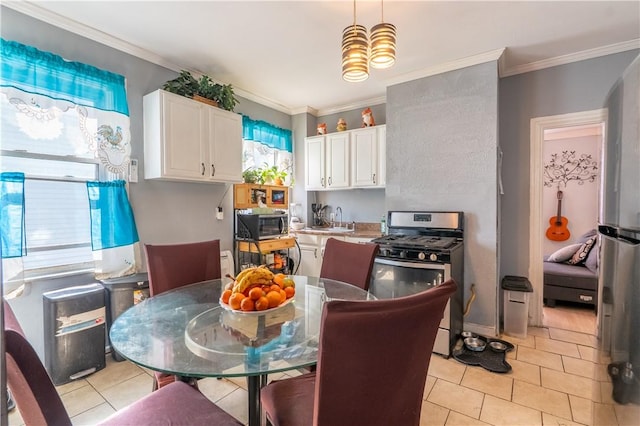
left=429, top=253, right=438, bottom=262
left=379, top=248, right=389, bottom=257
left=399, top=250, right=407, bottom=259
left=418, top=252, right=426, bottom=260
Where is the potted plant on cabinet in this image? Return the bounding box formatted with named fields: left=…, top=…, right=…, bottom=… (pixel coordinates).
left=162, top=70, right=239, bottom=112
left=257, top=164, right=288, bottom=186
left=242, top=168, right=260, bottom=184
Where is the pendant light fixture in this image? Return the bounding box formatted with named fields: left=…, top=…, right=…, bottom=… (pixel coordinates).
left=341, top=0, right=369, bottom=82
left=369, top=0, right=396, bottom=69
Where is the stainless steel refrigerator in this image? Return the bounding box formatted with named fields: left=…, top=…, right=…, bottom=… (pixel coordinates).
left=598, top=54, right=640, bottom=405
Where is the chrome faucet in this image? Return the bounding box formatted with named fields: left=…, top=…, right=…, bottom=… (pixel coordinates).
left=336, top=206, right=343, bottom=228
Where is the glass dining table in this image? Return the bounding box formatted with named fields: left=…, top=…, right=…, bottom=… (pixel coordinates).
left=109, top=275, right=375, bottom=426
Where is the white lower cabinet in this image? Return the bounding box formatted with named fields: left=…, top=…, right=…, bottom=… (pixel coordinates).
left=295, top=234, right=348, bottom=276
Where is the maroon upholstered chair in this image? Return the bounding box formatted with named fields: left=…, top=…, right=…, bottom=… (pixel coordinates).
left=4, top=299, right=241, bottom=426
left=144, top=239, right=222, bottom=390
left=320, top=237, right=379, bottom=291
left=260, top=279, right=457, bottom=426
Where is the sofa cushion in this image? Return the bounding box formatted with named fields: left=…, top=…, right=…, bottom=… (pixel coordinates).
left=585, top=241, right=599, bottom=272
left=568, top=236, right=596, bottom=265
left=547, top=243, right=582, bottom=263
left=544, top=261, right=597, bottom=290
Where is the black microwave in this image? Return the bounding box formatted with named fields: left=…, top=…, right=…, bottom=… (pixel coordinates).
left=236, top=213, right=288, bottom=240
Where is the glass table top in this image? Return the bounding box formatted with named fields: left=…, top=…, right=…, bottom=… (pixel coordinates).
left=109, top=275, right=375, bottom=379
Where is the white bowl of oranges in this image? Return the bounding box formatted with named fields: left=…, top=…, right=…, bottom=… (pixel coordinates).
left=221, top=266, right=295, bottom=313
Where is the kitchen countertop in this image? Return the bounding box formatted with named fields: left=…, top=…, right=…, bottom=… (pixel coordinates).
left=290, top=222, right=382, bottom=239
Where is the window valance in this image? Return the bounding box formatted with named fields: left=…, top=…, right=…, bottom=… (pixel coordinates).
left=0, top=38, right=129, bottom=115
left=242, top=115, right=292, bottom=153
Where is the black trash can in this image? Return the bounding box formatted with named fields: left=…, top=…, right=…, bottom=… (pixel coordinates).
left=43, top=283, right=106, bottom=386
left=100, top=272, right=149, bottom=361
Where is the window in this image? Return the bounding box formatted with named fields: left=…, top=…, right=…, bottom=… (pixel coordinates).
left=1, top=38, right=134, bottom=282
left=1, top=96, right=98, bottom=279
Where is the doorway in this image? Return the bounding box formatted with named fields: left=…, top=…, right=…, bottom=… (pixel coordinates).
left=529, top=109, right=607, bottom=329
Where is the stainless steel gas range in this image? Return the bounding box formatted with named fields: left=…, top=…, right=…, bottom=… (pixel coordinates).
left=370, top=211, right=464, bottom=357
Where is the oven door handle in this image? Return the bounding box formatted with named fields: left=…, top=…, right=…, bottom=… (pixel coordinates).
left=374, top=257, right=445, bottom=270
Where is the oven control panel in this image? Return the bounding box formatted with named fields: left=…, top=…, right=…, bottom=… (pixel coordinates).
left=377, top=247, right=451, bottom=263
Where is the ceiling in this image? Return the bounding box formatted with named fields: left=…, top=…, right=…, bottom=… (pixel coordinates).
left=6, top=1, right=640, bottom=115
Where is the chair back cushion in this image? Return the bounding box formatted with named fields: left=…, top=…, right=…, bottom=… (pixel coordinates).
left=314, top=279, right=457, bottom=426
left=319, top=238, right=379, bottom=291
left=145, top=239, right=221, bottom=296
left=5, top=301, right=72, bottom=426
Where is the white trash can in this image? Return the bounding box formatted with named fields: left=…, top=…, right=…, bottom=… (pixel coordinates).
left=502, top=276, right=533, bottom=339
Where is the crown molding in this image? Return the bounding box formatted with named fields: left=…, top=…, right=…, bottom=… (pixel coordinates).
left=315, top=96, right=386, bottom=117
left=383, top=48, right=506, bottom=88
left=500, top=39, right=640, bottom=77
left=290, top=106, right=319, bottom=116
left=7, top=2, right=639, bottom=117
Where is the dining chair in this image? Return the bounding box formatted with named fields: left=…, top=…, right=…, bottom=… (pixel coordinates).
left=320, top=237, right=379, bottom=291
left=260, top=279, right=457, bottom=426
left=3, top=300, right=242, bottom=426
left=144, top=239, right=222, bottom=390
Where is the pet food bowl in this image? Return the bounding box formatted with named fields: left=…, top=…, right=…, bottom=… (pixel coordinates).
left=463, top=337, right=486, bottom=352
left=489, top=341, right=508, bottom=352
left=461, top=331, right=477, bottom=339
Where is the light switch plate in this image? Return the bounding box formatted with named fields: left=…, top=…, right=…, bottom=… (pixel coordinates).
left=129, top=158, right=139, bottom=183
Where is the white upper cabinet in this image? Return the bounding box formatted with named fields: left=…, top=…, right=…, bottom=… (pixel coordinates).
left=305, top=124, right=385, bottom=191
left=351, top=126, right=379, bottom=187
left=144, top=89, right=242, bottom=183
left=305, top=132, right=349, bottom=190
left=377, top=125, right=386, bottom=187
left=326, top=132, right=350, bottom=189
left=305, top=135, right=325, bottom=190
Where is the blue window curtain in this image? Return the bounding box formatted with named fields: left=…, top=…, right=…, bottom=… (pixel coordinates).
left=0, top=172, right=26, bottom=258
left=242, top=115, right=292, bottom=153
left=0, top=38, right=129, bottom=115
left=86, top=180, right=139, bottom=251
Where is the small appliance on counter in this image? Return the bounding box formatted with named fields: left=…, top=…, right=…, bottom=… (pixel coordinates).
left=235, top=212, right=288, bottom=241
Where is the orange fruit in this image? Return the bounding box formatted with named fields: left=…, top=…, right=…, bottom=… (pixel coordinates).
left=255, top=296, right=269, bottom=311
left=279, top=289, right=287, bottom=304
left=240, top=297, right=255, bottom=311
left=273, top=273, right=286, bottom=286
left=270, top=284, right=281, bottom=292
left=229, top=293, right=244, bottom=310
left=266, top=290, right=282, bottom=308
left=284, top=286, right=295, bottom=299
left=221, top=289, right=232, bottom=304
left=249, top=287, right=264, bottom=300
left=282, top=277, right=295, bottom=288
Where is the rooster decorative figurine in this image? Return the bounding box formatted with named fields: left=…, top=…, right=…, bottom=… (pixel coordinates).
left=317, top=123, right=327, bottom=135
left=361, top=107, right=375, bottom=127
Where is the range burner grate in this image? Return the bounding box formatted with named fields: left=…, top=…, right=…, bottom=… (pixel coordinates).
left=373, top=234, right=459, bottom=250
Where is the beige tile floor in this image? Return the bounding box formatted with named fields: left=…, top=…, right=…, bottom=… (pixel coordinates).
left=8, top=305, right=640, bottom=426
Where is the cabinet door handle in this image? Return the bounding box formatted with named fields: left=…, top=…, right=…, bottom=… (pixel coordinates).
left=328, top=176, right=332, bottom=186
left=372, top=173, right=376, bottom=184
left=314, top=248, right=317, bottom=258
left=321, top=177, right=324, bottom=187
left=211, top=164, right=215, bottom=177
left=201, top=163, right=205, bottom=176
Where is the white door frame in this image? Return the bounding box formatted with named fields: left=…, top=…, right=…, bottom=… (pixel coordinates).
left=529, top=109, right=607, bottom=326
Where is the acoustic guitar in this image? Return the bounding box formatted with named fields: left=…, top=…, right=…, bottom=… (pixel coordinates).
left=546, top=190, right=570, bottom=241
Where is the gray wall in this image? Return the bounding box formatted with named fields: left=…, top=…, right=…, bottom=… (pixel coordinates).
left=499, top=50, right=639, bottom=279
left=386, top=61, right=500, bottom=330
